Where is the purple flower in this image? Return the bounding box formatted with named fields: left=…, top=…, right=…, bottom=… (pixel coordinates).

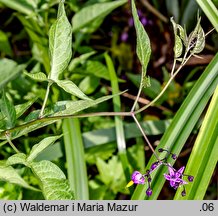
left=164, top=166, right=187, bottom=189
left=131, top=171, right=145, bottom=184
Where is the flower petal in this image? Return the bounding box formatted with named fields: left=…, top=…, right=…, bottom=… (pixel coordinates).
left=163, top=174, right=171, bottom=180
left=168, top=166, right=175, bottom=176
left=176, top=166, right=185, bottom=178
left=131, top=171, right=145, bottom=184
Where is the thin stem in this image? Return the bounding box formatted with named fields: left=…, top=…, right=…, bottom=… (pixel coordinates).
left=170, top=59, right=177, bottom=76
left=39, top=82, right=52, bottom=118
left=131, top=86, right=142, bottom=112
left=0, top=111, right=132, bottom=141
left=135, top=53, right=192, bottom=114
left=5, top=132, right=20, bottom=153
left=131, top=112, right=160, bottom=160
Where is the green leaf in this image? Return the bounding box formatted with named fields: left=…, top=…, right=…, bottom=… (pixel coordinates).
left=54, top=91, right=126, bottom=116
left=0, top=93, right=125, bottom=141
left=174, top=35, right=183, bottom=58
left=188, top=17, right=202, bottom=50
left=79, top=76, right=100, bottom=95
left=178, top=25, right=188, bottom=47
left=0, top=58, right=25, bottom=90
left=72, top=0, right=127, bottom=32
left=49, top=1, right=72, bottom=81
left=170, top=17, right=184, bottom=58
left=0, top=0, right=34, bottom=16
left=27, top=135, right=62, bottom=162
left=68, top=51, right=96, bottom=72
left=96, top=156, right=126, bottom=193
left=174, top=86, right=218, bottom=200
left=83, top=60, right=110, bottom=80
left=55, top=80, right=90, bottom=100
left=17, top=15, right=50, bottom=73
left=0, top=92, right=16, bottom=129
left=0, top=30, right=12, bottom=56
left=6, top=153, right=27, bottom=166
left=31, top=160, right=74, bottom=200
left=15, top=99, right=37, bottom=119
left=0, top=162, right=38, bottom=191
left=131, top=0, right=151, bottom=82
left=191, top=26, right=205, bottom=54
left=196, top=0, right=218, bottom=33
left=24, top=71, right=47, bottom=82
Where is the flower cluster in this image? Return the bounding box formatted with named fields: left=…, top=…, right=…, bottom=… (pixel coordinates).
left=126, top=148, right=194, bottom=197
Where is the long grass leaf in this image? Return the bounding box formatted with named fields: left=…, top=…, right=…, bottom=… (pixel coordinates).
left=104, top=53, right=131, bottom=184
left=62, top=118, right=89, bottom=199
left=174, top=85, right=218, bottom=199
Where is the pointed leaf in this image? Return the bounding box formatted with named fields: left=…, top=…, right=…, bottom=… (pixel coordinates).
left=27, top=135, right=62, bottom=162
left=188, top=17, right=201, bottom=49
left=72, top=0, right=127, bottom=32
left=0, top=92, right=126, bottom=140
left=6, top=153, right=27, bottom=166
left=15, top=99, right=37, bottom=119
left=131, top=0, right=151, bottom=81
left=49, top=1, right=72, bottom=81
left=177, top=25, right=188, bottom=47
left=54, top=91, right=126, bottom=116
left=0, top=92, right=16, bottom=129
left=170, top=17, right=184, bottom=58
left=68, top=51, right=96, bottom=72
left=174, top=35, right=183, bottom=58
left=24, top=71, right=47, bottom=82
left=192, top=26, right=205, bottom=54
left=55, top=80, right=91, bottom=100
left=0, top=162, right=38, bottom=191
left=31, top=160, right=74, bottom=200
left=0, top=58, right=25, bottom=90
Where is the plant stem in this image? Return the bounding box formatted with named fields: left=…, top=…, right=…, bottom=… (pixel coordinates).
left=5, top=132, right=20, bottom=153
left=131, top=112, right=160, bottom=160
left=135, top=53, right=192, bottom=114
left=39, top=82, right=52, bottom=118
left=131, top=86, right=142, bottom=112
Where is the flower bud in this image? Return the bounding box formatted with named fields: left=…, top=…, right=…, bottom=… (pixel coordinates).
left=181, top=190, right=186, bottom=197
left=188, top=176, right=194, bottom=182
left=158, top=148, right=164, bottom=152
left=146, top=188, right=152, bottom=197
left=171, top=154, right=177, bottom=160
left=147, top=176, right=152, bottom=182
left=150, top=162, right=159, bottom=171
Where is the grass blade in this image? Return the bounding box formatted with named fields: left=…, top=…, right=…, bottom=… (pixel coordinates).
left=62, top=118, right=89, bottom=199
left=196, top=0, right=218, bottom=32
left=174, top=85, right=218, bottom=199
left=104, top=53, right=131, bottom=184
